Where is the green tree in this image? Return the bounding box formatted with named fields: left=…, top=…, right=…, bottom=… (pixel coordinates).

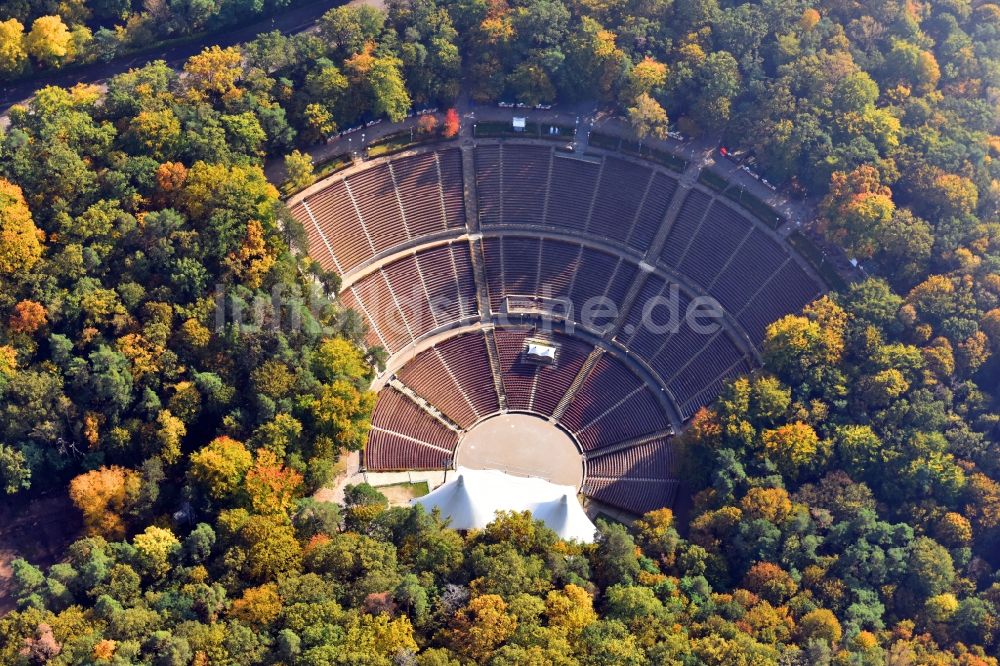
left=283, top=150, right=315, bottom=195
left=592, top=521, right=641, bottom=588
left=368, top=55, right=413, bottom=121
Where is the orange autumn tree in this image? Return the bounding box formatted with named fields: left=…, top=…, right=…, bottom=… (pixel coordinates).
left=8, top=299, right=47, bottom=334
left=817, top=165, right=895, bottom=259
left=0, top=178, right=43, bottom=275
left=68, top=466, right=141, bottom=539
left=156, top=161, right=188, bottom=195
left=229, top=583, right=282, bottom=627
left=442, top=108, right=460, bottom=138
left=244, top=449, right=303, bottom=516
left=416, top=114, right=438, bottom=135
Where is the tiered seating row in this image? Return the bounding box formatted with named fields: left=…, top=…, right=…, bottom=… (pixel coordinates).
left=366, top=388, right=458, bottom=471
left=292, top=149, right=467, bottom=276
left=481, top=236, right=636, bottom=324
left=347, top=164, right=408, bottom=250
left=502, top=145, right=552, bottom=224
left=546, top=155, right=600, bottom=233
left=631, top=173, right=679, bottom=249
left=560, top=354, right=670, bottom=451
left=586, top=438, right=676, bottom=481
left=659, top=189, right=711, bottom=266
left=494, top=329, right=536, bottom=412
left=677, top=201, right=754, bottom=288
left=707, top=228, right=789, bottom=317
left=437, top=150, right=467, bottom=229
left=530, top=335, right=591, bottom=415
left=294, top=180, right=372, bottom=273
left=658, top=196, right=824, bottom=348
left=474, top=145, right=502, bottom=225
left=734, top=259, right=823, bottom=343
left=366, top=430, right=452, bottom=471
left=588, top=157, right=653, bottom=244
left=583, top=477, right=680, bottom=516
left=475, top=146, right=679, bottom=254
left=342, top=243, right=477, bottom=354
left=397, top=332, right=500, bottom=428
left=372, top=388, right=457, bottom=448
left=615, top=275, right=749, bottom=419
left=391, top=152, right=448, bottom=237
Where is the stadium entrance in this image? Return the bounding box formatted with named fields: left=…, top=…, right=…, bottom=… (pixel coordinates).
left=455, top=414, right=583, bottom=488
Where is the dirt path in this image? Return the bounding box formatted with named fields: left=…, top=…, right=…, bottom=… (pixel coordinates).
left=313, top=450, right=365, bottom=506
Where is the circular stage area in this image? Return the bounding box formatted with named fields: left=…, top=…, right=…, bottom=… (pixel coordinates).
left=455, top=414, right=583, bottom=488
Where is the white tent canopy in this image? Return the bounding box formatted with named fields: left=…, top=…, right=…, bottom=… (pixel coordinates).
left=526, top=342, right=556, bottom=361
left=412, top=467, right=597, bottom=543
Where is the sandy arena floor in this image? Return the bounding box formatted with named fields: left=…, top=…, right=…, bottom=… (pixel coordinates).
left=455, top=413, right=584, bottom=488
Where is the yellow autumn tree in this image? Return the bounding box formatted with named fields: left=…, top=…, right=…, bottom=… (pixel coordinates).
left=760, top=422, right=829, bottom=476
left=68, top=466, right=141, bottom=539
left=339, top=612, right=418, bottom=659
left=628, top=92, right=669, bottom=140
left=155, top=409, right=186, bottom=464
left=283, top=150, right=315, bottom=195
left=179, top=161, right=278, bottom=222
left=133, top=525, right=180, bottom=577
left=183, top=45, right=243, bottom=101
left=0, top=345, right=17, bottom=380
left=25, top=16, right=72, bottom=67
left=0, top=19, right=28, bottom=75
left=444, top=594, right=518, bottom=662
left=310, top=353, right=377, bottom=453
left=629, top=56, right=668, bottom=98
left=224, top=220, right=276, bottom=289
left=0, top=179, right=43, bottom=275
left=229, top=583, right=282, bottom=627
left=796, top=608, right=842, bottom=644
left=818, top=165, right=895, bottom=259
left=545, top=584, right=597, bottom=639
left=740, top=487, right=793, bottom=523
left=189, top=436, right=253, bottom=500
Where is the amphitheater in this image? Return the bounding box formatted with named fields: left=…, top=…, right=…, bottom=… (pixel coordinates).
left=289, top=140, right=825, bottom=517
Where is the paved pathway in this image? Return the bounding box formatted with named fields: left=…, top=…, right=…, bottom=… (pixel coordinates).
left=280, top=99, right=820, bottom=238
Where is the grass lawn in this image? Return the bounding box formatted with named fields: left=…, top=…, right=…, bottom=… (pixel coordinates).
left=377, top=481, right=431, bottom=505
left=589, top=131, right=621, bottom=151
left=282, top=153, right=352, bottom=196
left=723, top=187, right=785, bottom=229
left=474, top=121, right=575, bottom=140
left=366, top=131, right=440, bottom=158
left=788, top=231, right=849, bottom=291
left=698, top=168, right=729, bottom=192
